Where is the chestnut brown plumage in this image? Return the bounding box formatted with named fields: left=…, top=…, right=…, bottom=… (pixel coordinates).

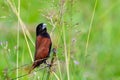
left=29, top=23, right=52, bottom=73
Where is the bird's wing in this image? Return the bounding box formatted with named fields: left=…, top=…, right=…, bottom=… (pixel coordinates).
left=36, top=36, right=42, bottom=50
left=35, top=36, right=51, bottom=60
left=48, top=42, right=52, bottom=55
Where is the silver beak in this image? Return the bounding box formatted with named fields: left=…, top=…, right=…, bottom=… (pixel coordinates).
left=42, top=23, right=47, bottom=30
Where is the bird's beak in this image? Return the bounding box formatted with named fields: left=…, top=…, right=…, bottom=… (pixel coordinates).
left=42, top=23, right=47, bottom=30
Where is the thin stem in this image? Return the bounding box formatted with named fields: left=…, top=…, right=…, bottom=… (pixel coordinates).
left=46, top=48, right=57, bottom=80
left=11, top=65, right=49, bottom=80
left=6, top=0, right=34, bottom=62
left=62, top=23, right=70, bottom=80
left=57, top=57, right=62, bottom=80
left=85, top=0, right=98, bottom=57
left=52, top=71, right=60, bottom=80
left=16, top=0, right=20, bottom=80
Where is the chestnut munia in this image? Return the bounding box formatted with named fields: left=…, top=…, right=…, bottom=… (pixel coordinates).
left=29, top=23, right=52, bottom=73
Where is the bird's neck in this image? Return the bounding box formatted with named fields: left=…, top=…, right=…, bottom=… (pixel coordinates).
left=38, top=32, right=50, bottom=38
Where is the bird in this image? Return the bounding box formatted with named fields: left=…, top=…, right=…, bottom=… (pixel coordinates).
left=29, top=23, right=52, bottom=73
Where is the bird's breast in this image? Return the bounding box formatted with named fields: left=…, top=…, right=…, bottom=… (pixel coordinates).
left=35, top=36, right=51, bottom=60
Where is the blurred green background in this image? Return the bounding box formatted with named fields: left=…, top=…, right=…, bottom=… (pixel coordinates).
left=0, top=0, right=120, bottom=80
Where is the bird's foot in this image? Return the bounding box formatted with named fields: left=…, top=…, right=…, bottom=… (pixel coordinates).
left=44, top=61, right=51, bottom=67
left=47, top=64, right=52, bottom=67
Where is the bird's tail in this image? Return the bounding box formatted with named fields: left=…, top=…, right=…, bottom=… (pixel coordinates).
left=28, top=63, right=36, bottom=74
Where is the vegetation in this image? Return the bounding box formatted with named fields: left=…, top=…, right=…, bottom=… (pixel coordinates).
left=0, top=0, right=120, bottom=80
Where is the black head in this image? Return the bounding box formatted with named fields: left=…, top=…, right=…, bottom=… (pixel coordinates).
left=36, top=23, right=47, bottom=36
